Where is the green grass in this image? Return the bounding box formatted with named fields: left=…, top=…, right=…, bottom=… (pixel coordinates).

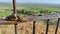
left=0, top=11, right=12, bottom=17
left=24, top=6, right=60, bottom=11
left=17, top=4, right=60, bottom=11
left=0, top=3, right=60, bottom=17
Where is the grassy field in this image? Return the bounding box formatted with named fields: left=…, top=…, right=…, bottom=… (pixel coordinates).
left=16, top=3, right=60, bottom=11
left=0, top=3, right=60, bottom=16
left=0, top=6, right=60, bottom=17
left=0, top=11, right=12, bottom=17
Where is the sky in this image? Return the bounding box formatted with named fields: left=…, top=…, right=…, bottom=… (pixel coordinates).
left=0, top=0, right=60, bottom=4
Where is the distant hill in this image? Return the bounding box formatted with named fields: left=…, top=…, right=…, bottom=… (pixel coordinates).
left=0, top=2, right=12, bottom=6
left=0, top=2, right=60, bottom=8
left=17, top=3, right=60, bottom=8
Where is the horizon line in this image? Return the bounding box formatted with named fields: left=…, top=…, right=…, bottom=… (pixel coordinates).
left=0, top=2, right=60, bottom=4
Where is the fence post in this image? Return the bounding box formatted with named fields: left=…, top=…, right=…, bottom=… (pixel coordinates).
left=14, top=23, right=17, bottom=34
left=33, top=21, right=36, bottom=34
left=45, top=19, right=50, bottom=34
left=55, top=18, right=60, bottom=34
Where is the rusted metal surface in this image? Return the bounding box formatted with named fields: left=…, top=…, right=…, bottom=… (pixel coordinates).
left=55, top=18, right=60, bottom=34
left=0, top=15, right=60, bottom=34
left=13, top=0, right=16, bottom=14
left=45, top=19, right=50, bottom=34
left=5, top=0, right=23, bottom=21
left=0, top=20, right=17, bottom=24
left=14, top=23, right=17, bottom=34
left=1, top=14, right=60, bottom=24
left=33, top=21, right=36, bottom=34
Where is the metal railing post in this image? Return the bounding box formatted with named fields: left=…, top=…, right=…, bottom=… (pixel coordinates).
left=33, top=21, right=36, bottom=34
left=13, top=0, right=17, bottom=14
left=45, top=19, right=50, bottom=34
left=14, top=23, right=17, bottom=34
left=55, top=18, right=60, bottom=34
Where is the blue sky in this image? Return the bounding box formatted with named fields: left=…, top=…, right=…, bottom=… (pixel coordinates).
left=0, top=0, right=60, bottom=4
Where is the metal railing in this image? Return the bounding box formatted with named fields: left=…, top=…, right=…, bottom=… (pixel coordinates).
left=33, top=18, right=60, bottom=34
left=11, top=14, right=60, bottom=34
left=32, top=15, right=60, bottom=34
left=0, top=15, right=60, bottom=34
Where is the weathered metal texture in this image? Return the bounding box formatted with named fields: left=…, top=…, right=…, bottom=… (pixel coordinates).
left=0, top=15, right=60, bottom=34
left=13, top=0, right=17, bottom=14
left=33, top=21, right=36, bottom=34
left=0, top=14, right=60, bottom=24
left=14, top=23, right=17, bottom=34
left=55, top=18, right=60, bottom=34
left=0, top=20, right=17, bottom=24
left=45, top=19, right=50, bottom=34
